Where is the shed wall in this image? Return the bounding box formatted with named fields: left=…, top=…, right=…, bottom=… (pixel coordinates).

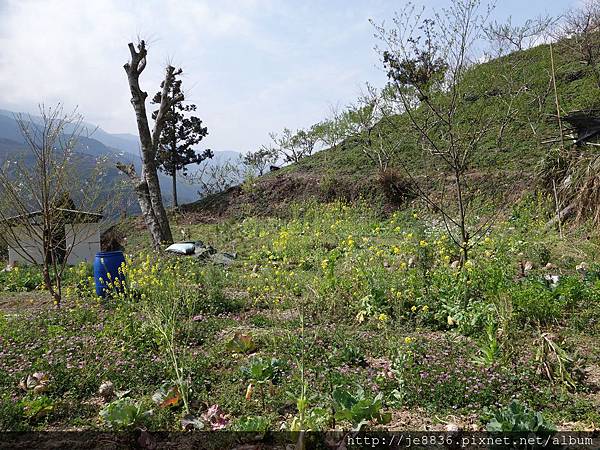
left=6, top=223, right=100, bottom=266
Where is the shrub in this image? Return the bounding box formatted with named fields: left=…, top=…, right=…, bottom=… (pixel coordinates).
left=377, top=169, right=415, bottom=205
left=233, top=415, right=271, bottom=432
left=332, top=385, right=391, bottom=430
left=511, top=280, right=566, bottom=324
left=0, top=266, right=43, bottom=292
left=99, top=397, right=151, bottom=429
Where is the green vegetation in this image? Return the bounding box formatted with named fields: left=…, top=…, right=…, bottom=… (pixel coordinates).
left=3, top=0, right=600, bottom=436
left=484, top=400, right=556, bottom=433
left=1, top=199, right=599, bottom=431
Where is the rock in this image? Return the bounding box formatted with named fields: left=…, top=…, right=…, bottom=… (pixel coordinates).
left=210, top=252, right=237, bottom=266
left=98, top=380, right=114, bottom=401
left=19, top=372, right=49, bottom=393
left=544, top=274, right=560, bottom=288
left=446, top=422, right=460, bottom=432
left=576, top=262, right=588, bottom=275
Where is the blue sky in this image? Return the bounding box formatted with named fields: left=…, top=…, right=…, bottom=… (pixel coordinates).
left=0, top=0, right=579, bottom=153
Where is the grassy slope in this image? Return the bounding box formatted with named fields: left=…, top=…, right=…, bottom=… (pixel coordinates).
left=3, top=41, right=600, bottom=434
left=184, top=41, right=600, bottom=221
left=2, top=202, right=600, bottom=431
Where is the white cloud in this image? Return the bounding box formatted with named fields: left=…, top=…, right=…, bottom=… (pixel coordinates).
left=0, top=0, right=389, bottom=151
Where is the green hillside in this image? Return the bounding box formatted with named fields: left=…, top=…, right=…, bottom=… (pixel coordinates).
left=185, top=40, right=600, bottom=221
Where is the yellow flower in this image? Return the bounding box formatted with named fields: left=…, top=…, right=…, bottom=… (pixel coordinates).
left=419, top=240, right=428, bottom=247
left=411, top=305, right=417, bottom=312
left=378, top=313, right=388, bottom=322
left=404, top=336, right=413, bottom=344
left=464, top=260, right=474, bottom=272
left=422, top=305, right=429, bottom=313
left=356, top=310, right=366, bottom=324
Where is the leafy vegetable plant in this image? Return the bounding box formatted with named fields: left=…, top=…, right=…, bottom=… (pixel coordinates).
left=484, top=400, right=556, bottom=432
left=332, top=385, right=390, bottom=430
left=99, top=397, right=151, bottom=429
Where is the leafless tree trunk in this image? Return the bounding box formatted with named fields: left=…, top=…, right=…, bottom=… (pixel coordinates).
left=119, top=40, right=176, bottom=247
left=171, top=106, right=179, bottom=208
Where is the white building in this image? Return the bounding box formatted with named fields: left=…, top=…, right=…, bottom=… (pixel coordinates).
left=4, top=209, right=102, bottom=266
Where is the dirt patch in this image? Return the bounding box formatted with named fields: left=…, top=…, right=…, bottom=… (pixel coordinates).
left=386, top=408, right=481, bottom=431
left=175, top=167, right=532, bottom=226
left=178, top=171, right=381, bottom=224
left=0, top=291, right=54, bottom=314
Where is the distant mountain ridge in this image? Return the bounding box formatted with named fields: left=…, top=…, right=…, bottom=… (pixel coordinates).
left=0, top=108, right=242, bottom=208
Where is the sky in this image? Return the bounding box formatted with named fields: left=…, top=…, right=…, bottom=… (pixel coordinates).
left=0, top=0, right=580, bottom=153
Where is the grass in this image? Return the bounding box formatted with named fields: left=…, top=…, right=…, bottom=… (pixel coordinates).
left=182, top=40, right=600, bottom=229
left=1, top=198, right=600, bottom=431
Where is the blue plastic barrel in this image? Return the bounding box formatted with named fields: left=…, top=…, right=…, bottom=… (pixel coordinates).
left=93, top=251, right=126, bottom=297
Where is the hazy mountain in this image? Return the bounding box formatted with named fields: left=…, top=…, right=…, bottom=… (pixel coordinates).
left=0, top=108, right=242, bottom=208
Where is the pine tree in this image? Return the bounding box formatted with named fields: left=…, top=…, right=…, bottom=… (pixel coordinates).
left=152, top=69, right=213, bottom=207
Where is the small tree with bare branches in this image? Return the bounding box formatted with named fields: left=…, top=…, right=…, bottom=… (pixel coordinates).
left=485, top=15, right=555, bottom=56
left=339, top=84, right=395, bottom=173
left=559, top=0, right=600, bottom=87
left=0, top=105, right=109, bottom=306
left=373, top=0, right=515, bottom=267
left=189, top=158, right=243, bottom=196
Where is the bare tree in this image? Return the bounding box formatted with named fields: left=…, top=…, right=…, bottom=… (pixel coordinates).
left=373, top=0, right=514, bottom=266
left=116, top=40, right=177, bottom=247
left=485, top=15, right=555, bottom=56
left=242, top=146, right=278, bottom=176
left=187, top=157, right=243, bottom=196
left=0, top=105, right=109, bottom=306
left=341, top=84, right=394, bottom=173
left=559, top=0, right=600, bottom=87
